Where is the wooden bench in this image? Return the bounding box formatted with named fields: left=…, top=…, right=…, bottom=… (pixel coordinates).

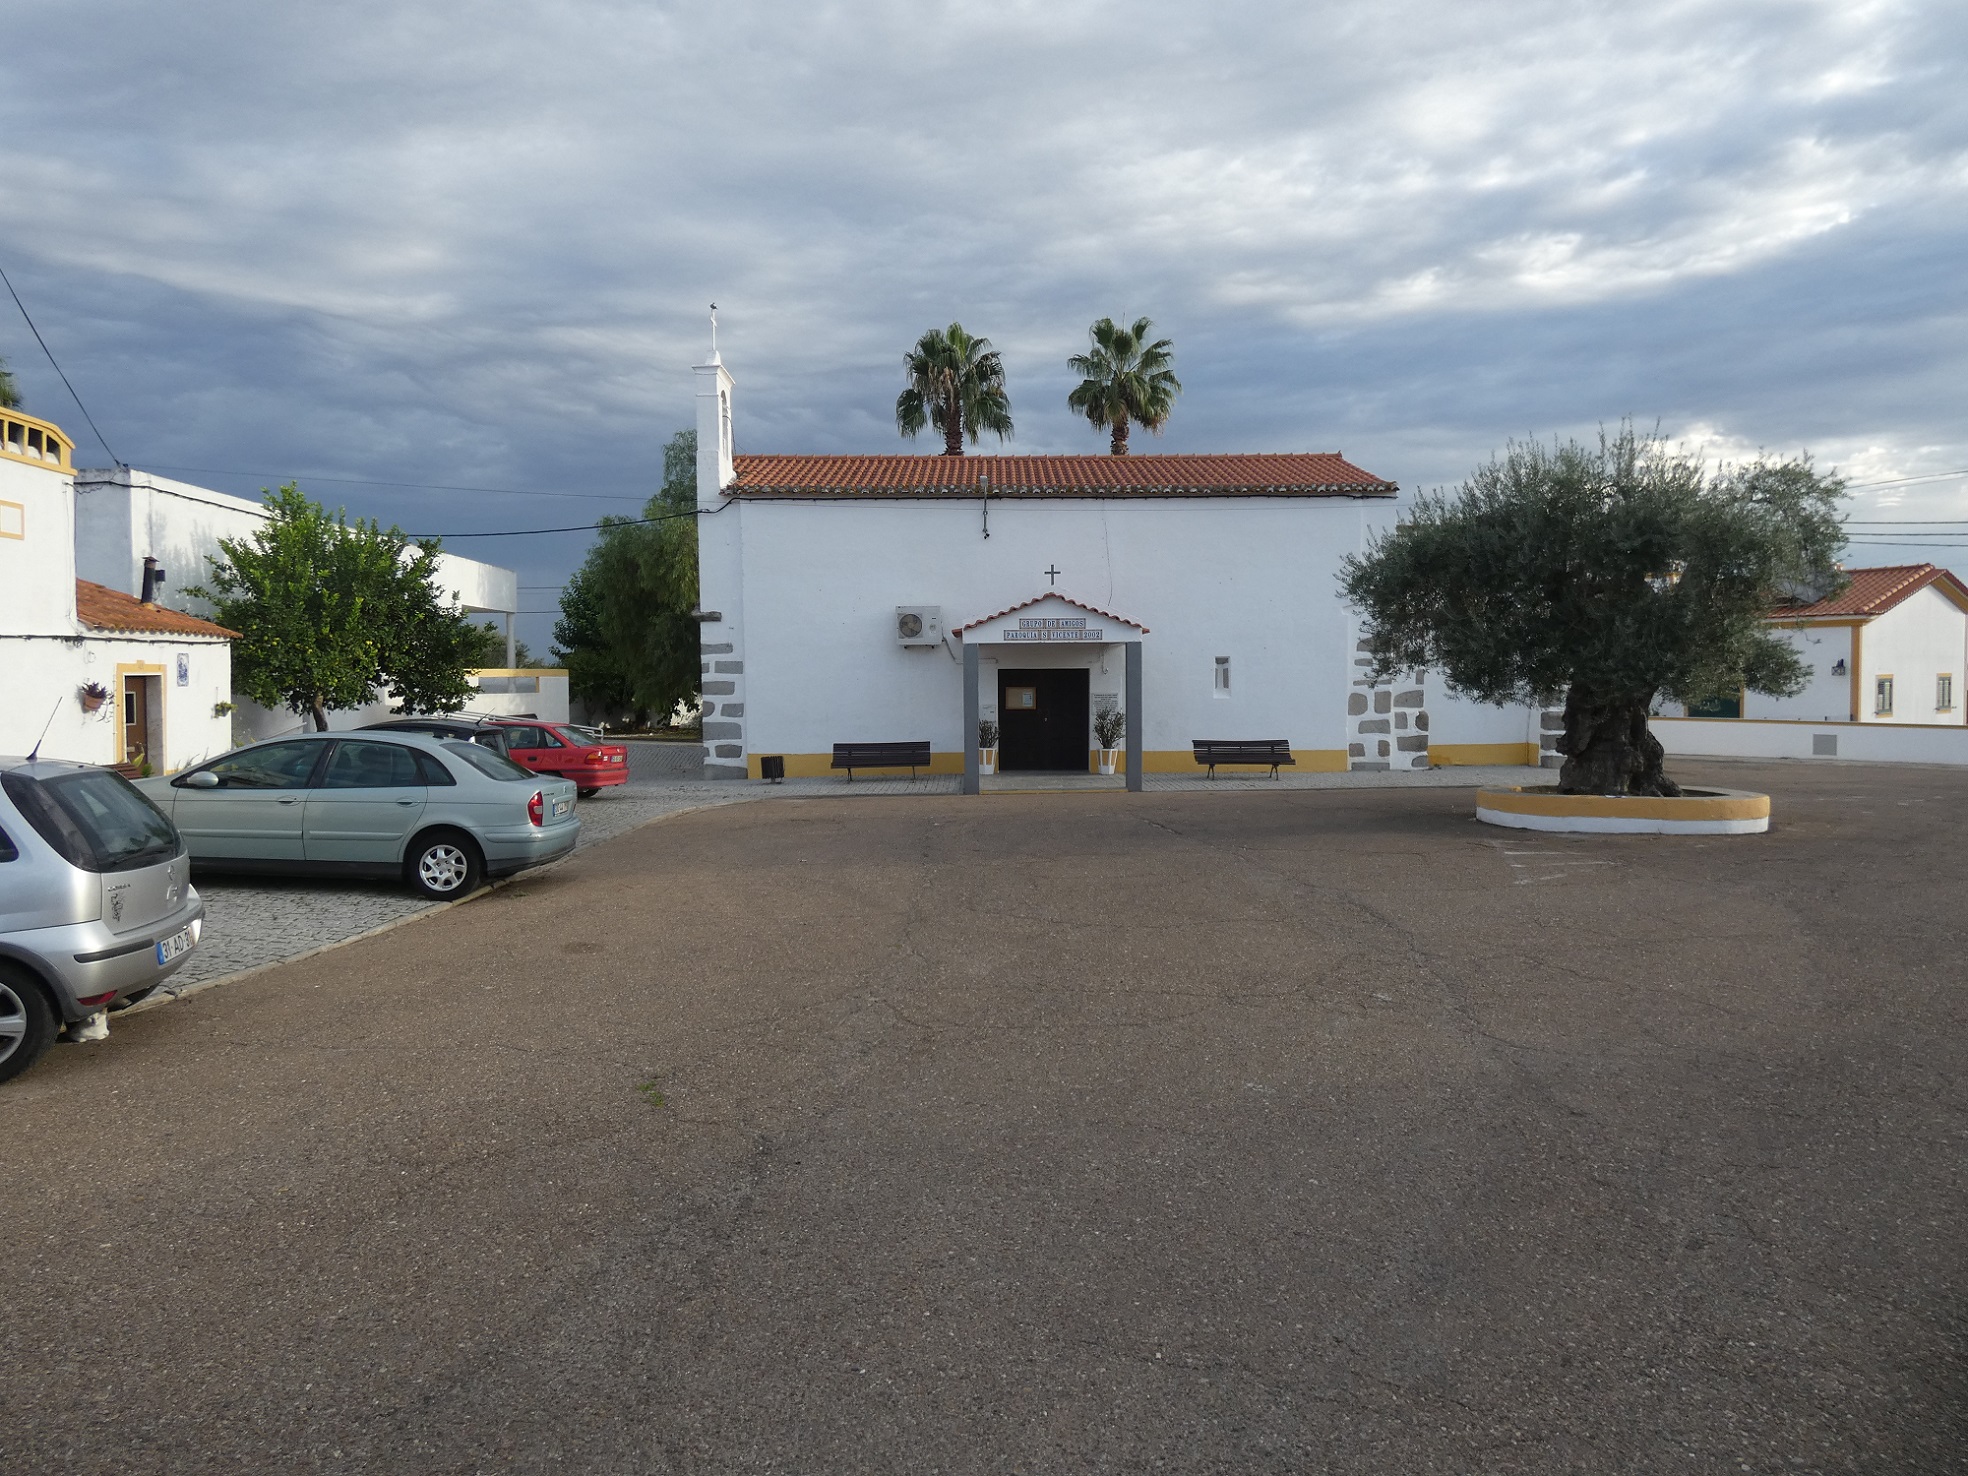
left=831, top=740, right=933, bottom=781
left=1192, top=739, right=1295, bottom=779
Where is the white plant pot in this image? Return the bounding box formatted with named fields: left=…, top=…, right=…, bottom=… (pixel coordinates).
left=979, top=748, right=997, bottom=775
left=1098, top=748, right=1121, bottom=776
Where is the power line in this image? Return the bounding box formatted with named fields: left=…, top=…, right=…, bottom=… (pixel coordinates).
left=0, top=259, right=119, bottom=465
left=142, top=464, right=644, bottom=502
left=1845, top=469, right=1968, bottom=489
left=407, top=504, right=710, bottom=540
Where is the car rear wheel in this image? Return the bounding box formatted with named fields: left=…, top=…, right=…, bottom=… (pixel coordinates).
left=0, top=967, right=58, bottom=1086
left=578, top=787, right=601, bottom=798
left=406, top=829, right=485, bottom=901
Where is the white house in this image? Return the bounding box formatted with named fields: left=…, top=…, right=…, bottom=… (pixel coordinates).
left=0, top=409, right=236, bottom=771
left=1679, top=564, right=1968, bottom=725
left=689, top=349, right=1541, bottom=785
left=71, top=465, right=540, bottom=742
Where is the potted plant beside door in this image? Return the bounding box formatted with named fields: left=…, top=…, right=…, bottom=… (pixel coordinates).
left=978, top=719, right=999, bottom=775
left=1093, top=706, right=1126, bottom=775
left=78, top=681, right=111, bottom=714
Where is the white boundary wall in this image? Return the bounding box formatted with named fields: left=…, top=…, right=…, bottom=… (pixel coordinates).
left=1655, top=717, right=1968, bottom=765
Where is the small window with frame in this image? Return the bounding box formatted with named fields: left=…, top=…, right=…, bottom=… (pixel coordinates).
left=1213, top=656, right=1231, bottom=697
left=1875, top=675, right=1894, bottom=716
left=1938, top=674, right=1954, bottom=712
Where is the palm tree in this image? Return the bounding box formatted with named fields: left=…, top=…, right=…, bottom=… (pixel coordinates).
left=895, top=323, right=1013, bottom=456
left=1066, top=317, right=1181, bottom=456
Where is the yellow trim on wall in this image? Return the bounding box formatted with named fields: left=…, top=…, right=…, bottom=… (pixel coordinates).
left=0, top=498, right=23, bottom=539
left=745, top=748, right=1353, bottom=779
left=1478, top=787, right=1771, bottom=823
left=0, top=410, right=74, bottom=471
left=114, top=662, right=167, bottom=768
left=1430, top=741, right=1540, bottom=766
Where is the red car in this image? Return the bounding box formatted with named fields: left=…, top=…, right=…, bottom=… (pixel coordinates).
left=479, top=720, right=629, bottom=797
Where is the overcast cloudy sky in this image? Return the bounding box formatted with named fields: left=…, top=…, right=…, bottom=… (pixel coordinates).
left=3, top=0, right=1964, bottom=647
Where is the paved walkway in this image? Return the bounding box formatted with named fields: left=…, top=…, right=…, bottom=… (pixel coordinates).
left=149, top=759, right=1549, bottom=1000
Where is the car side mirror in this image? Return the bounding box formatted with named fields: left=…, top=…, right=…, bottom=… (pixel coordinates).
left=182, top=770, right=221, bottom=789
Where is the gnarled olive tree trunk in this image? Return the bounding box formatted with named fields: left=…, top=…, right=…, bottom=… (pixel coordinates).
left=1555, top=688, right=1681, bottom=796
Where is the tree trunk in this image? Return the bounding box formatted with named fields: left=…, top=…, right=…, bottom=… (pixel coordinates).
left=310, top=697, right=330, bottom=732
left=942, top=402, right=965, bottom=456
left=1555, top=689, right=1681, bottom=797
left=1110, top=418, right=1130, bottom=456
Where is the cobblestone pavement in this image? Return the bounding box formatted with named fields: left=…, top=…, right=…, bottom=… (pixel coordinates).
left=148, top=755, right=1547, bottom=999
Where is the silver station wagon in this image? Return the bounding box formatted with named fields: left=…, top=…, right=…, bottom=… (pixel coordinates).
left=137, top=731, right=579, bottom=900
left=1, top=757, right=205, bottom=1084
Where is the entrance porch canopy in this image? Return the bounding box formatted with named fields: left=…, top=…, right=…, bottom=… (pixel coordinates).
left=954, top=594, right=1148, bottom=794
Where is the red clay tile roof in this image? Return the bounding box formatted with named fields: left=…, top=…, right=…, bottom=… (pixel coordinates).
left=1774, top=563, right=1968, bottom=619
left=953, top=594, right=1150, bottom=635
left=729, top=453, right=1394, bottom=497
left=75, top=580, right=238, bottom=638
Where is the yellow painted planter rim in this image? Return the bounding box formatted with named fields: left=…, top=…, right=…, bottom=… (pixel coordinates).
left=1476, top=786, right=1771, bottom=822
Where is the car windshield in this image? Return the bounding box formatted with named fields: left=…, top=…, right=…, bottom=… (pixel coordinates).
left=1, top=769, right=180, bottom=873
left=441, top=740, right=536, bottom=780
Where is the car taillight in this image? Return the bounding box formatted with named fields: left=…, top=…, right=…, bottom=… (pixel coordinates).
left=527, top=790, right=544, bottom=826
left=585, top=751, right=608, bottom=764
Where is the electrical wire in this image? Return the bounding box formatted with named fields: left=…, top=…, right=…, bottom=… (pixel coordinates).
left=142, top=464, right=644, bottom=501
left=0, top=259, right=119, bottom=465
left=406, top=504, right=713, bottom=540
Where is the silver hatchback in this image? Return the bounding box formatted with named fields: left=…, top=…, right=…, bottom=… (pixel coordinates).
left=136, top=730, right=580, bottom=899
left=0, top=757, right=204, bottom=1084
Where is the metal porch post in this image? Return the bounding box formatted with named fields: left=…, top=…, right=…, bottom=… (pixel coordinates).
left=963, top=639, right=981, bottom=796
left=1125, top=640, right=1143, bottom=793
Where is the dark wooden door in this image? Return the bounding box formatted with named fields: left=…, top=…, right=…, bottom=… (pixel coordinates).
left=998, top=668, right=1090, bottom=771
left=122, top=677, right=151, bottom=765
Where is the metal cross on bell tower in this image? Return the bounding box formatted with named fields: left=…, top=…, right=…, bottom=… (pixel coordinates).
left=1044, top=564, right=1061, bottom=586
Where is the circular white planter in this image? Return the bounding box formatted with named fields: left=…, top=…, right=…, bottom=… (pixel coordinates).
left=1476, top=786, right=1770, bottom=835
left=979, top=749, right=997, bottom=775
left=1097, top=748, right=1121, bottom=776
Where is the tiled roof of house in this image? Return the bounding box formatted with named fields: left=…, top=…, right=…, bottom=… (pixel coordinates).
left=1774, top=563, right=1968, bottom=619
left=729, top=453, right=1395, bottom=497
left=75, top=580, right=238, bottom=638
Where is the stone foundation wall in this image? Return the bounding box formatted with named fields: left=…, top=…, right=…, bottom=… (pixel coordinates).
left=699, top=642, right=748, bottom=779
left=1348, top=636, right=1430, bottom=771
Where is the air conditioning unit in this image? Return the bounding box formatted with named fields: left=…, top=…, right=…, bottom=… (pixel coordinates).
left=895, top=605, right=943, bottom=647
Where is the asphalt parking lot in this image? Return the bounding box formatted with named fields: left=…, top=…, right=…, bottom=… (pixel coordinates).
left=5, top=759, right=1964, bottom=1473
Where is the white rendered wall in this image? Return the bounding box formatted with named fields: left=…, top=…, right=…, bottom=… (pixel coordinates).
left=1655, top=717, right=1968, bottom=764
left=74, top=468, right=519, bottom=618
left=1859, top=586, right=1966, bottom=724
left=1745, top=624, right=1855, bottom=723
left=0, top=633, right=233, bottom=770
left=726, top=495, right=1381, bottom=763
left=0, top=454, right=77, bottom=636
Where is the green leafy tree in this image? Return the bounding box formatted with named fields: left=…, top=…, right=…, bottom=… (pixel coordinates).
left=895, top=323, right=1013, bottom=456
left=1066, top=316, right=1180, bottom=456
left=191, top=484, right=477, bottom=730
left=1341, top=426, right=1847, bottom=796
left=553, top=430, right=700, bottom=725
left=0, top=355, right=20, bottom=410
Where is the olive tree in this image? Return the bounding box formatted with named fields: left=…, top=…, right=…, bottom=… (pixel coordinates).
left=1340, top=427, right=1846, bottom=795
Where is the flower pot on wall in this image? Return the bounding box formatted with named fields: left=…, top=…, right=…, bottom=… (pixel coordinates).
left=1098, top=748, right=1121, bottom=776
left=78, top=683, right=110, bottom=714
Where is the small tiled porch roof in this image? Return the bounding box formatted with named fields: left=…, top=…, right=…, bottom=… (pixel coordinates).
left=75, top=580, right=238, bottom=639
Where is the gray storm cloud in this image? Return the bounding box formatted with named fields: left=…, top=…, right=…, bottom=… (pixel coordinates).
left=2, top=0, right=1964, bottom=640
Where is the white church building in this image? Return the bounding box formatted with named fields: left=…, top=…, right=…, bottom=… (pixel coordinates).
left=690, top=351, right=1542, bottom=787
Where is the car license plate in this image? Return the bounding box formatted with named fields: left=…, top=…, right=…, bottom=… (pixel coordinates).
left=551, top=797, right=570, bottom=818
left=155, top=927, right=194, bottom=965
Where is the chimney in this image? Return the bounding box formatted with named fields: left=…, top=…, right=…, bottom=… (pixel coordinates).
left=140, top=555, right=166, bottom=604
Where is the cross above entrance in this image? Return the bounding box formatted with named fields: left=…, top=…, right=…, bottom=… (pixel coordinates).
left=1044, top=564, right=1061, bottom=585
